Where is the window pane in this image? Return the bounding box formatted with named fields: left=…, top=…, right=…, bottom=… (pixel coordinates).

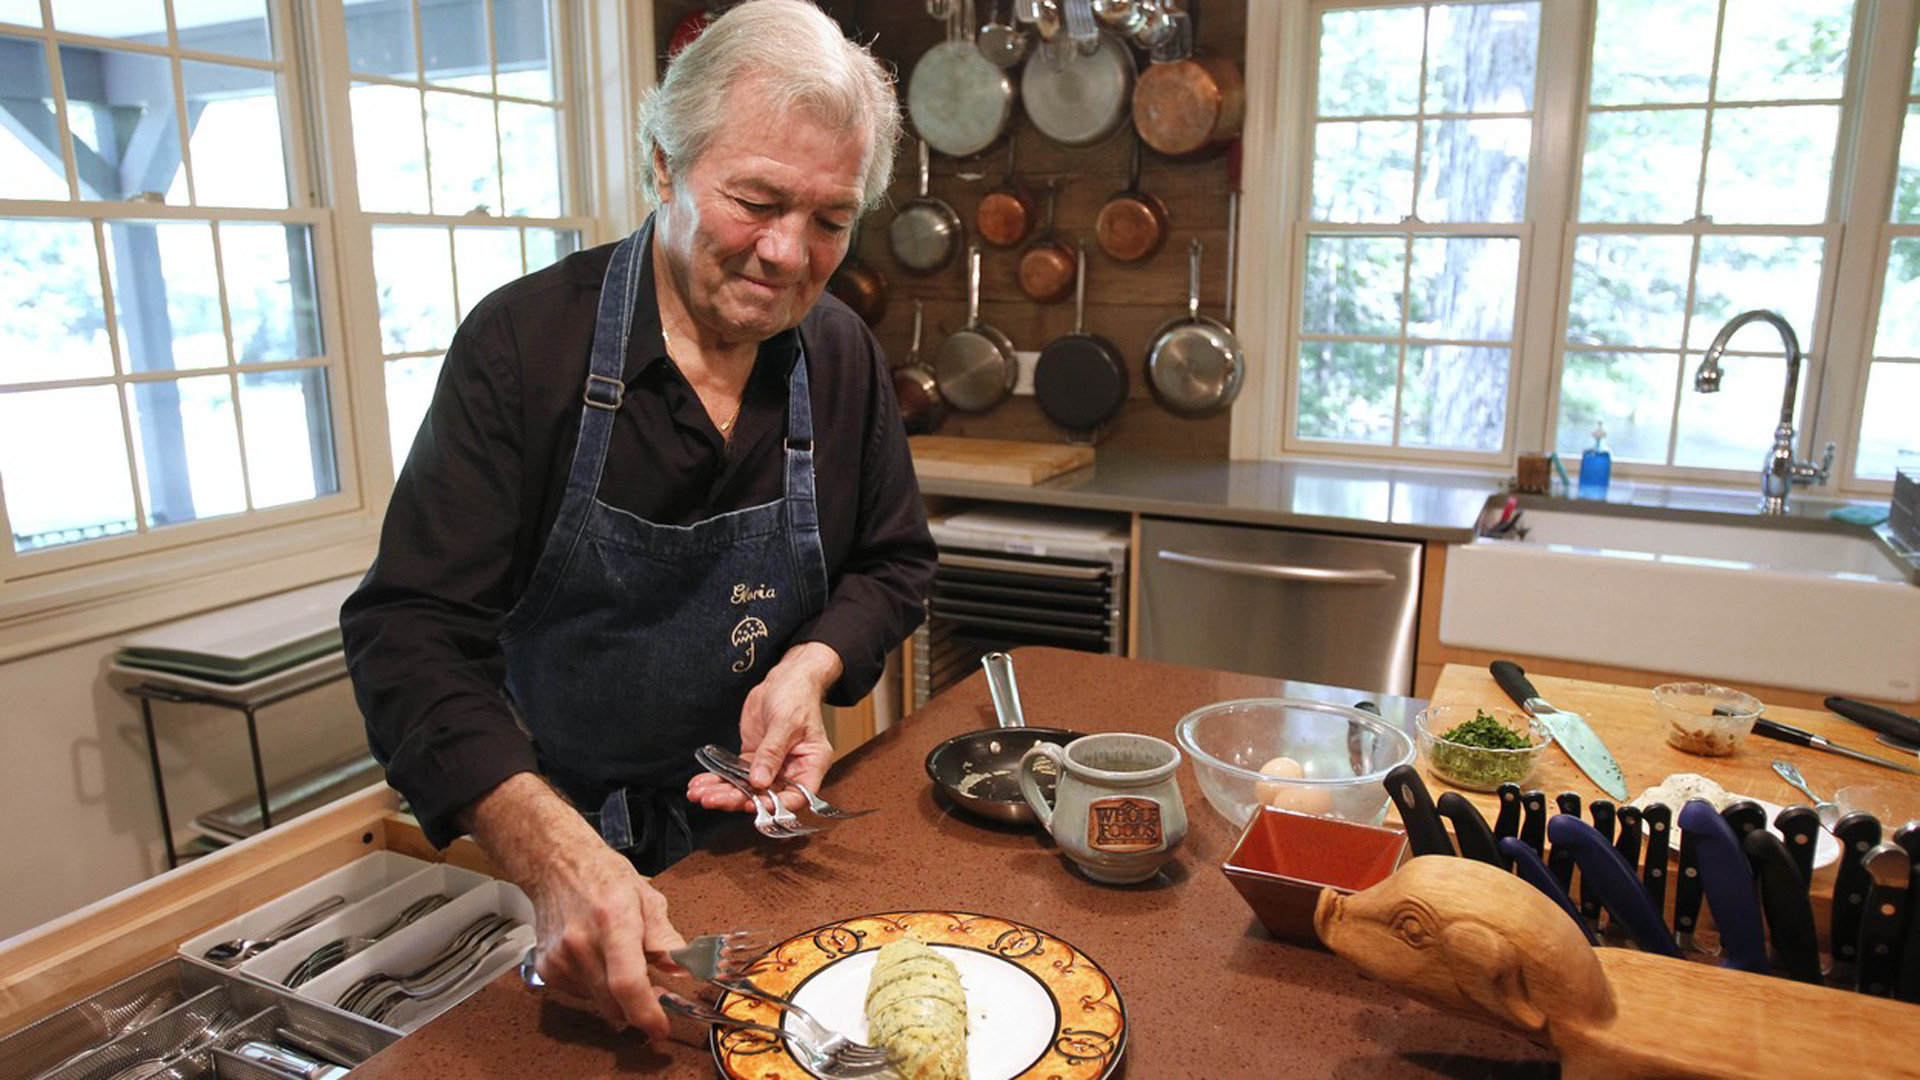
left=221, top=223, right=323, bottom=362
left=453, top=226, right=521, bottom=316
left=1568, top=234, right=1692, bottom=347
left=174, top=0, right=274, bottom=62
left=1876, top=238, right=1920, bottom=356
left=1674, top=354, right=1808, bottom=470
left=425, top=89, right=500, bottom=215
left=1298, top=341, right=1398, bottom=443
left=106, top=221, right=227, bottom=372
left=1424, top=2, right=1538, bottom=114
left=1317, top=7, right=1423, bottom=117
left=1590, top=0, right=1717, bottom=106
left=345, top=0, right=416, bottom=79
left=127, top=374, right=246, bottom=526
left=1688, top=235, right=1824, bottom=351
left=0, top=35, right=67, bottom=199
left=385, top=354, right=443, bottom=469
left=48, top=0, right=166, bottom=40
left=1312, top=121, right=1416, bottom=223
left=492, top=0, right=552, bottom=100
left=423, top=0, right=490, bottom=90
left=1855, top=362, right=1918, bottom=479
left=1895, top=105, right=1920, bottom=225
left=1556, top=351, right=1678, bottom=462
left=1409, top=236, right=1519, bottom=340
left=240, top=368, right=338, bottom=507
left=181, top=61, right=290, bottom=208
left=0, top=0, right=42, bottom=26
left=0, top=219, right=112, bottom=382
left=352, top=82, right=428, bottom=213
left=1579, top=109, right=1705, bottom=223
left=1714, top=0, right=1853, bottom=103
left=0, top=386, right=135, bottom=552
left=526, top=227, right=577, bottom=271
left=1302, top=235, right=1403, bottom=336
left=1418, top=119, right=1529, bottom=223
left=372, top=225, right=454, bottom=352
left=1402, top=345, right=1509, bottom=451
left=500, top=100, right=560, bottom=216
left=1703, top=106, right=1837, bottom=225
left=61, top=45, right=184, bottom=203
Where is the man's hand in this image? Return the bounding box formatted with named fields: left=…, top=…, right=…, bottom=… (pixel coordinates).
left=687, top=641, right=841, bottom=812
left=465, top=773, right=687, bottom=1035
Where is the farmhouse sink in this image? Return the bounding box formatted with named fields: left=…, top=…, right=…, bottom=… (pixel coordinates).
left=1439, top=500, right=1920, bottom=702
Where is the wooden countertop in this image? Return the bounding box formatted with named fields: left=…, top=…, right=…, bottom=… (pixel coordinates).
left=350, top=649, right=1549, bottom=1078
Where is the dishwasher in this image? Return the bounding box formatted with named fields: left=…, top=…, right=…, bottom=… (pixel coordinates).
left=1136, top=516, right=1422, bottom=695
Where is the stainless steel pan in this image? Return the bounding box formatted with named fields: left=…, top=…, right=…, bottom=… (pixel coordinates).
left=908, top=0, right=1015, bottom=158
left=1147, top=237, right=1244, bottom=416
left=924, top=652, right=1083, bottom=825
left=889, top=139, right=964, bottom=274
left=1021, top=27, right=1134, bottom=147
left=934, top=246, right=1018, bottom=412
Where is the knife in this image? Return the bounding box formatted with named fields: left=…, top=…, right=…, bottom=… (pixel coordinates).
left=1831, top=811, right=1883, bottom=978
left=1613, top=804, right=1643, bottom=887
left=1742, top=829, right=1826, bottom=984
left=1493, top=782, right=1522, bottom=841
left=1751, top=717, right=1920, bottom=775
left=1679, top=798, right=1770, bottom=975
left=1496, top=837, right=1600, bottom=946
left=1385, top=764, right=1455, bottom=858
left=1436, top=792, right=1504, bottom=867
left=1721, top=799, right=1769, bottom=843
left=1548, top=791, right=1582, bottom=894
left=1825, top=696, right=1920, bottom=751
left=1580, top=799, right=1616, bottom=926
left=1772, top=805, right=1822, bottom=885
left=1640, top=802, right=1672, bottom=921
left=1674, top=814, right=1705, bottom=953
left=1490, top=661, right=1628, bottom=799
left=1896, top=823, right=1920, bottom=860
left=1520, top=789, right=1547, bottom=856
left=1547, top=814, right=1682, bottom=957
left=1857, top=841, right=1910, bottom=996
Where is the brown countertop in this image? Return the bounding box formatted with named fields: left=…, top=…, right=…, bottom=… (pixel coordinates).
left=352, top=648, right=1551, bottom=1078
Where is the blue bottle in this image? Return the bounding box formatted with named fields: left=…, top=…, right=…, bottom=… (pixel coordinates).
left=1578, top=423, right=1611, bottom=499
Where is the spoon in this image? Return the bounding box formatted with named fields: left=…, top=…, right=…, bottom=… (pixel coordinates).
left=203, top=895, right=347, bottom=967
left=1771, top=759, right=1841, bottom=829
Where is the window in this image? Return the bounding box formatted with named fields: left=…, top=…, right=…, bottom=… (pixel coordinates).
left=1284, top=0, right=1916, bottom=492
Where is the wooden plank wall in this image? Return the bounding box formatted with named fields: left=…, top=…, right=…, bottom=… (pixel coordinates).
left=650, top=1, right=1247, bottom=459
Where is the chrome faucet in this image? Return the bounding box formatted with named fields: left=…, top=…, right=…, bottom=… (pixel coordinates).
left=1692, top=310, right=1834, bottom=514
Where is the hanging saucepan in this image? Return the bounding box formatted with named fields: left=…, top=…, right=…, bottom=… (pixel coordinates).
left=1096, top=133, right=1167, bottom=263
left=975, top=140, right=1035, bottom=248
left=1146, top=237, right=1244, bottom=417
left=1017, top=180, right=1076, bottom=303
left=908, top=0, right=1015, bottom=159
left=1034, top=242, right=1128, bottom=437
left=891, top=301, right=947, bottom=435
left=924, top=652, right=1083, bottom=826
left=827, top=221, right=887, bottom=326
left=1021, top=27, right=1135, bottom=148
left=1132, top=49, right=1246, bottom=157
left=934, top=246, right=1018, bottom=412
left=976, top=0, right=1029, bottom=69
left=890, top=139, right=963, bottom=274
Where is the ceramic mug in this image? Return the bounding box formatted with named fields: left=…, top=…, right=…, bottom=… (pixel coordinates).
left=1018, top=732, right=1188, bottom=884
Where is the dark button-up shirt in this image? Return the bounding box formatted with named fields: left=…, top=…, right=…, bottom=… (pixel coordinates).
left=341, top=224, right=935, bottom=846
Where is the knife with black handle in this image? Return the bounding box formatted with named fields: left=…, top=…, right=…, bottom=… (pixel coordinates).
left=1825, top=695, right=1920, bottom=750
left=1494, top=782, right=1522, bottom=841
left=1385, top=764, right=1455, bottom=858
left=1674, top=810, right=1705, bottom=952
left=1613, top=804, right=1643, bottom=884
left=1581, top=799, right=1616, bottom=925
left=1549, top=791, right=1582, bottom=892
left=1520, top=789, right=1547, bottom=856
left=1641, top=802, right=1672, bottom=921
left=1895, top=823, right=1920, bottom=860
left=1679, top=798, right=1770, bottom=975
left=1900, top=857, right=1920, bottom=1003
left=1742, top=828, right=1826, bottom=984
left=1547, top=814, right=1681, bottom=958
left=1497, top=836, right=1600, bottom=946
left=1858, top=841, right=1911, bottom=996
left=1753, top=717, right=1920, bottom=774
left=1831, top=811, right=1884, bottom=977
left=1721, top=799, right=1769, bottom=842
left=1772, top=805, right=1821, bottom=884
left=1436, top=791, right=1504, bottom=867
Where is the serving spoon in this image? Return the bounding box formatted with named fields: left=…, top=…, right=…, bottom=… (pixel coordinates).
left=1771, top=759, right=1841, bottom=829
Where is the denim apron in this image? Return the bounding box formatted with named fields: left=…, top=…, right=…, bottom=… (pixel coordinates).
left=498, top=229, right=829, bottom=873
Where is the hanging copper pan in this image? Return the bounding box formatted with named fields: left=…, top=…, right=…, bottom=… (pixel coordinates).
left=827, top=222, right=887, bottom=326
left=1095, top=134, right=1167, bottom=263
left=1133, top=49, right=1245, bottom=157
left=975, top=139, right=1035, bottom=248
left=1017, top=181, right=1076, bottom=304
left=891, top=301, right=947, bottom=435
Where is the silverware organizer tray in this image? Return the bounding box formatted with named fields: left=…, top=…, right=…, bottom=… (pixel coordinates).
left=0, top=956, right=396, bottom=1080
left=176, top=851, right=533, bottom=1034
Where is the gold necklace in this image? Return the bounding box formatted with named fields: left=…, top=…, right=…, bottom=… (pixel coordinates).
left=662, top=323, right=743, bottom=437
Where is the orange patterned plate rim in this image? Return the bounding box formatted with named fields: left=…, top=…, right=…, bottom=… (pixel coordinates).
left=709, top=909, right=1127, bottom=1080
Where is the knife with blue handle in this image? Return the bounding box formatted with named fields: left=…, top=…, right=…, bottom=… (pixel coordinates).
left=1490, top=661, right=1628, bottom=800
left=1497, top=836, right=1599, bottom=946
left=1831, top=811, right=1883, bottom=977
left=1742, top=828, right=1825, bottom=984
left=1679, top=798, right=1770, bottom=975
left=1547, top=814, right=1681, bottom=957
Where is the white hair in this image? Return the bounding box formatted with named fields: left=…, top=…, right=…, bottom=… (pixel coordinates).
left=636, top=0, right=901, bottom=212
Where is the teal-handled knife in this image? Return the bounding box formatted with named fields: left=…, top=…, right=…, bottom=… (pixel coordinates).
left=1490, top=661, right=1628, bottom=800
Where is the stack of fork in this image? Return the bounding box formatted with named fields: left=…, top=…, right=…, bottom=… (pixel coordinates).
left=285, top=893, right=451, bottom=988
left=694, top=745, right=874, bottom=839
left=337, top=913, right=521, bottom=1024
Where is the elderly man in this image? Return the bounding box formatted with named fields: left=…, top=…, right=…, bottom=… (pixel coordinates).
left=340, top=0, right=933, bottom=1036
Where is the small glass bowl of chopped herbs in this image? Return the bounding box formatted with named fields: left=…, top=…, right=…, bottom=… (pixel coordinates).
left=1414, top=705, right=1553, bottom=792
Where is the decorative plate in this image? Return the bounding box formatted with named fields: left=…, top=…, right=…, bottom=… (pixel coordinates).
left=710, top=910, right=1126, bottom=1080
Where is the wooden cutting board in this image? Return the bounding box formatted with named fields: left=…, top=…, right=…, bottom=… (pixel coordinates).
left=908, top=436, right=1094, bottom=486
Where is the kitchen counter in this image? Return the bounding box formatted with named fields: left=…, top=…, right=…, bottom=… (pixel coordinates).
left=346, top=648, right=1550, bottom=1078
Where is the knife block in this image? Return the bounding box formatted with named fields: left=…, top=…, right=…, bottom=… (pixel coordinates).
left=1317, top=857, right=1919, bottom=1080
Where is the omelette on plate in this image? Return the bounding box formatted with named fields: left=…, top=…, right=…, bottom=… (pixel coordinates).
left=864, top=938, right=969, bottom=1080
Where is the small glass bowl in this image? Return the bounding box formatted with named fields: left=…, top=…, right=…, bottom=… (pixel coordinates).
left=1653, top=682, right=1762, bottom=756
left=1415, top=705, right=1552, bottom=792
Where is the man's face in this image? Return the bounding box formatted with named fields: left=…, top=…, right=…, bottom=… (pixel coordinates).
left=654, top=87, right=867, bottom=345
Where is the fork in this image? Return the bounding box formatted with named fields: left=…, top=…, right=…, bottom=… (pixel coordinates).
left=519, top=930, right=767, bottom=991
left=660, top=990, right=891, bottom=1078
left=708, top=975, right=889, bottom=1069
left=700, top=744, right=875, bottom=820
left=352, top=917, right=519, bottom=1023
left=695, top=747, right=823, bottom=838
left=286, top=893, right=451, bottom=988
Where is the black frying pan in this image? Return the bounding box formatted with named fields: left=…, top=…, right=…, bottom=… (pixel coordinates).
left=1033, top=242, right=1127, bottom=434
left=924, top=652, right=1083, bottom=825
